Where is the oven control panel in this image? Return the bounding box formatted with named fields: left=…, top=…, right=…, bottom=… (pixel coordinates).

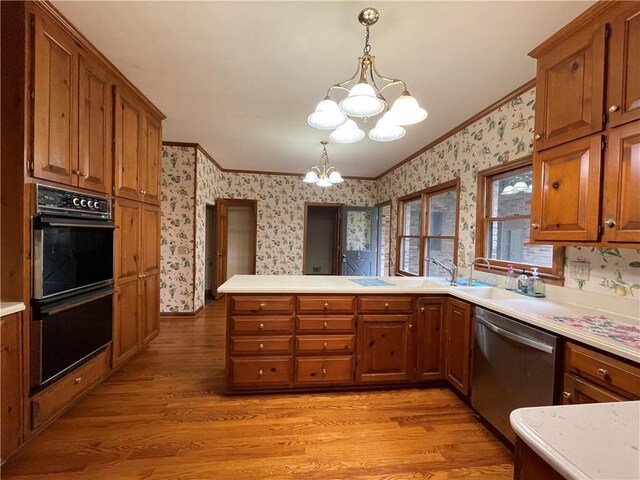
left=36, top=184, right=112, bottom=219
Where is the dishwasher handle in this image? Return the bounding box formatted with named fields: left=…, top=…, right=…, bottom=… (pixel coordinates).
left=475, top=316, right=555, bottom=354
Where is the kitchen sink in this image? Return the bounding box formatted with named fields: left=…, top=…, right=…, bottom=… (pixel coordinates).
left=457, top=287, right=522, bottom=301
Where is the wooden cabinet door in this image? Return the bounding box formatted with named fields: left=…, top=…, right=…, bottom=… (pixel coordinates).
left=444, top=298, right=472, bottom=396
left=141, top=273, right=159, bottom=343
left=114, top=87, right=141, bottom=200
left=32, top=12, right=78, bottom=185
left=356, top=315, right=413, bottom=383
left=607, top=5, right=640, bottom=128
left=140, top=114, right=162, bottom=204
left=141, top=204, right=160, bottom=276
left=533, top=23, right=606, bottom=150
left=214, top=198, right=229, bottom=300
left=114, top=199, right=140, bottom=284
left=562, top=374, right=626, bottom=405
left=1, top=312, right=22, bottom=462
left=113, top=279, right=140, bottom=367
left=602, top=122, right=640, bottom=245
left=530, top=135, right=603, bottom=242
left=416, top=298, right=445, bottom=382
left=77, top=53, right=112, bottom=194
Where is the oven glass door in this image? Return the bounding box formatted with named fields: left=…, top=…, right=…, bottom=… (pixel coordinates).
left=34, top=216, right=114, bottom=299
left=32, top=288, right=113, bottom=389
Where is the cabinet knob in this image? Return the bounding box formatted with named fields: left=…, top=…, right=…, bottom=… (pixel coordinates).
left=72, top=170, right=81, bottom=176
left=259, top=303, right=267, bottom=309
left=534, top=134, right=541, bottom=140
left=562, top=391, right=571, bottom=399
left=323, top=342, right=328, bottom=349
left=259, top=343, right=264, bottom=350
left=259, top=323, right=264, bottom=330
left=408, top=323, right=413, bottom=330
left=323, top=321, right=328, bottom=329
left=604, top=219, right=616, bottom=228
left=597, top=368, right=608, bottom=377
left=139, top=274, right=144, bottom=278
left=139, top=190, right=147, bottom=195
left=608, top=105, right=619, bottom=113
left=531, top=223, right=539, bottom=230
left=420, top=307, right=425, bottom=313
left=74, top=377, right=82, bottom=384
left=323, top=302, right=329, bottom=310
left=258, top=369, right=263, bottom=376
left=322, top=367, right=327, bottom=376
left=81, top=171, right=88, bottom=178
left=384, top=303, right=390, bottom=310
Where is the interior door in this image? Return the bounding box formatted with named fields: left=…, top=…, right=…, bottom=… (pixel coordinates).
left=214, top=199, right=228, bottom=299
left=341, top=207, right=377, bottom=276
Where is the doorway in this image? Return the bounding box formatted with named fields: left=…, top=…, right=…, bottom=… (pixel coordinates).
left=205, top=204, right=216, bottom=303
left=208, top=199, right=257, bottom=300
left=304, top=204, right=341, bottom=275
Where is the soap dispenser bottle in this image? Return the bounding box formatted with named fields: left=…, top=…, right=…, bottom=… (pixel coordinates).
left=517, top=269, right=530, bottom=294
left=530, top=267, right=545, bottom=297
left=505, top=264, right=517, bottom=291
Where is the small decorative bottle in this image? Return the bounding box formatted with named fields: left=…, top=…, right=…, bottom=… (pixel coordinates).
left=517, top=269, right=530, bottom=294
left=530, top=267, right=545, bottom=297
left=505, top=264, right=517, bottom=291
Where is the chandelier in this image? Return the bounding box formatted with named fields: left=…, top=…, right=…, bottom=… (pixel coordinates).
left=303, top=141, right=344, bottom=188
left=307, top=7, right=427, bottom=143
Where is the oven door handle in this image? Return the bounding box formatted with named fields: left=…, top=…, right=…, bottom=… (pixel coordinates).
left=37, top=288, right=115, bottom=317
left=40, top=222, right=117, bottom=229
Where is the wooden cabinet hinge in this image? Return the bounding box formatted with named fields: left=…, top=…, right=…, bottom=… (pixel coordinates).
left=27, top=159, right=34, bottom=172
left=605, top=23, right=611, bottom=39
left=601, top=138, right=607, bottom=151
left=603, top=113, right=607, bottom=125
left=29, top=88, right=35, bottom=101
left=598, top=224, right=604, bottom=235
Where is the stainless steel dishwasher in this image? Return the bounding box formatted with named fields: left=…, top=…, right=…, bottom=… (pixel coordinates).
left=471, top=307, right=559, bottom=444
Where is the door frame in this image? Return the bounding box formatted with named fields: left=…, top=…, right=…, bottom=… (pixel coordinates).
left=341, top=206, right=378, bottom=276
left=303, top=202, right=343, bottom=275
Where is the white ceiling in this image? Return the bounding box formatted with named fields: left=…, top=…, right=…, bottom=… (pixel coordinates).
left=53, top=1, right=593, bottom=178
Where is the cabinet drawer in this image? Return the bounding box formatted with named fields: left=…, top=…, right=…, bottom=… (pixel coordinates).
left=565, top=342, right=640, bottom=398
left=358, top=296, right=414, bottom=313
left=296, top=335, right=355, bottom=354
left=297, top=316, right=355, bottom=333
left=31, top=349, right=110, bottom=429
left=562, top=373, right=627, bottom=404
left=230, top=336, right=293, bottom=355
left=230, top=316, right=294, bottom=335
left=229, top=356, right=293, bottom=388
left=297, top=296, right=355, bottom=313
left=229, top=296, right=294, bottom=314
left=295, top=355, right=354, bottom=385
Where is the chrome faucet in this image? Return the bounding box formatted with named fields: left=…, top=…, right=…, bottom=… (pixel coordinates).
left=468, top=257, right=491, bottom=286
left=427, top=258, right=458, bottom=286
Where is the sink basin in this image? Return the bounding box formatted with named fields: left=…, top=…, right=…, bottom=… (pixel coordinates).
left=458, top=287, right=522, bottom=301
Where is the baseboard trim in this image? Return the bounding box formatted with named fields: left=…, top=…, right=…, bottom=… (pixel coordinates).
left=160, top=305, right=204, bottom=317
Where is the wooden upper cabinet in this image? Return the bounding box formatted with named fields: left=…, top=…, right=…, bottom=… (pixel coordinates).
left=141, top=114, right=162, bottom=205
left=602, top=120, right=640, bottom=244
left=607, top=5, right=640, bottom=128
left=531, top=22, right=606, bottom=151
left=114, top=86, right=142, bottom=200
left=77, top=53, right=112, bottom=194
left=530, top=135, right=603, bottom=242
left=444, top=299, right=472, bottom=397
left=141, top=204, right=160, bottom=275
left=32, top=12, right=77, bottom=185
left=115, top=199, right=140, bottom=284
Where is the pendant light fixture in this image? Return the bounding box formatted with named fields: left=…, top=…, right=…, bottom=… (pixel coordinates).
left=307, top=7, right=427, bottom=142
left=303, top=141, right=344, bottom=188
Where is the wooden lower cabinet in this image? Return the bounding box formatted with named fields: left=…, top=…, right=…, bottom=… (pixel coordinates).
left=444, top=298, right=473, bottom=397
left=229, top=356, right=293, bottom=388
left=141, top=273, right=159, bottom=343
left=561, top=373, right=626, bottom=404
left=514, top=437, right=564, bottom=480
left=295, top=356, right=354, bottom=386
left=113, top=279, right=140, bottom=367
left=1, top=312, right=23, bottom=462
left=416, top=297, right=446, bottom=382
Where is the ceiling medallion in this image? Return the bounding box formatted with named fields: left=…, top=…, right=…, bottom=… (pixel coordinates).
left=308, top=7, right=427, bottom=143
left=303, top=141, right=344, bottom=188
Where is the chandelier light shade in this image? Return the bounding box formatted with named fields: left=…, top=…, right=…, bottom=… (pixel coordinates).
left=330, top=119, right=365, bottom=144
left=307, top=7, right=427, bottom=142
left=303, top=141, right=344, bottom=188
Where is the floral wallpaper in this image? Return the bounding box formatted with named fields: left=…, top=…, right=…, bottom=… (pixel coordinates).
left=160, top=146, right=196, bottom=313
left=346, top=210, right=372, bottom=251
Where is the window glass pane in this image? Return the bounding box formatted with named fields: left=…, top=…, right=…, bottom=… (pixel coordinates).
left=487, top=219, right=553, bottom=267
left=346, top=211, right=371, bottom=251
left=399, top=237, right=420, bottom=274
left=491, top=170, right=532, bottom=217
left=403, top=199, right=421, bottom=235
left=425, top=238, right=455, bottom=276
left=428, top=190, right=457, bottom=236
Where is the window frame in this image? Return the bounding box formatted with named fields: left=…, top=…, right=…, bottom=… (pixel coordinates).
left=475, top=157, right=564, bottom=284
left=395, top=179, right=460, bottom=277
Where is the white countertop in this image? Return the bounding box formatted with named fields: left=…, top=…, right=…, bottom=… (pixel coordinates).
left=219, top=275, right=640, bottom=363
left=511, top=401, right=640, bottom=480
left=0, top=302, right=25, bottom=317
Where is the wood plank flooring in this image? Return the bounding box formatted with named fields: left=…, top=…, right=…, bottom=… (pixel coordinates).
left=2, top=299, right=513, bottom=479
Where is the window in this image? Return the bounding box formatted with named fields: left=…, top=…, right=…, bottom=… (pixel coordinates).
left=396, top=180, right=459, bottom=276
left=476, top=157, right=564, bottom=281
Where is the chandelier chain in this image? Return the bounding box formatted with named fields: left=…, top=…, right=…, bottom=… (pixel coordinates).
left=363, top=26, right=371, bottom=54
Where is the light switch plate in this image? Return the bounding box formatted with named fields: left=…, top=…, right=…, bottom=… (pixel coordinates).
left=569, top=261, right=590, bottom=281
left=176, top=245, right=188, bottom=255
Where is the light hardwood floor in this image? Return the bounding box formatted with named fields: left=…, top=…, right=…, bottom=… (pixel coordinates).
left=2, top=300, right=513, bottom=479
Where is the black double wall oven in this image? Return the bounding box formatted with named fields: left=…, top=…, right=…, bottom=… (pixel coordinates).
left=31, top=184, right=115, bottom=391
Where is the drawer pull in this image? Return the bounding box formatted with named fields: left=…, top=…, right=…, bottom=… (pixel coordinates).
left=259, top=323, right=265, bottom=330
left=534, top=134, right=541, bottom=140
left=323, top=342, right=328, bottom=349
left=322, top=367, right=327, bottom=376
left=74, top=377, right=82, bottom=384
left=323, top=302, right=329, bottom=310
left=531, top=223, right=539, bottom=230
left=384, top=303, right=390, bottom=310
left=608, top=105, right=619, bottom=113
left=604, top=219, right=616, bottom=228
left=420, top=307, right=425, bottom=313
left=258, top=369, right=264, bottom=376
left=597, top=368, right=608, bottom=377
left=562, top=391, right=571, bottom=399
left=323, top=322, right=328, bottom=329
left=408, top=323, right=413, bottom=330
left=259, top=303, right=267, bottom=309
left=259, top=343, right=264, bottom=350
